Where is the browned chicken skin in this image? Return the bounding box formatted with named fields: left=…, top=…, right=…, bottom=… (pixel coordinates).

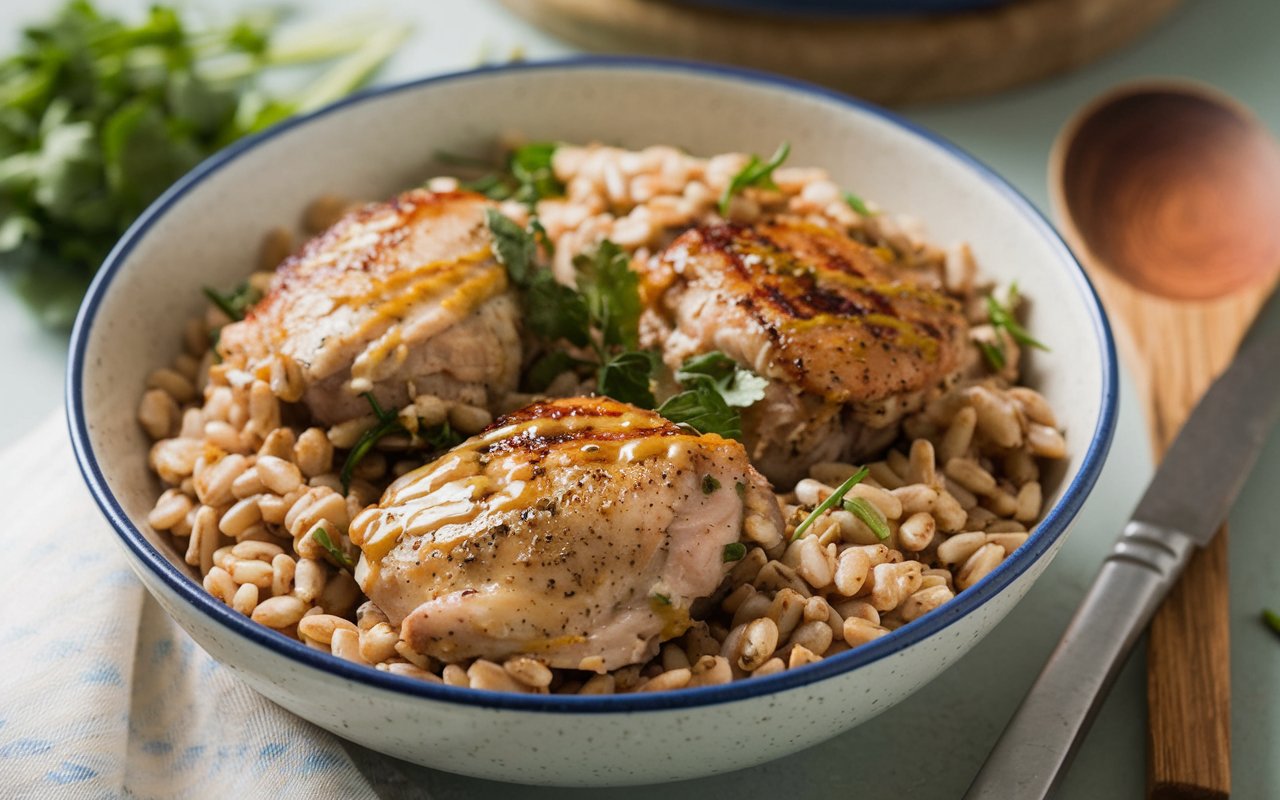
left=219, top=190, right=521, bottom=424
left=644, top=219, right=969, bottom=485
left=350, top=397, right=783, bottom=672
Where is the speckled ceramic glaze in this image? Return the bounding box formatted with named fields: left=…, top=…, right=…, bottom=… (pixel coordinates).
left=68, top=59, right=1117, bottom=787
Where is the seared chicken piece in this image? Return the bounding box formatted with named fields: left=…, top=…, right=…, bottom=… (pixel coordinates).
left=643, top=220, right=969, bottom=485
left=219, top=190, right=521, bottom=424
left=350, top=397, right=783, bottom=672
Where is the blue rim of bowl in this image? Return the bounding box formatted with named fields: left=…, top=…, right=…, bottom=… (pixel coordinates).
left=67, top=55, right=1118, bottom=714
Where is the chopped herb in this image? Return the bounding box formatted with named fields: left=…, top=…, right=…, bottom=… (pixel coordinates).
left=484, top=208, right=537, bottom=286
left=421, top=420, right=464, bottom=451
left=202, top=282, right=261, bottom=322
left=719, top=141, right=790, bottom=216
left=702, top=474, right=721, bottom=494
left=792, top=466, right=869, bottom=541
left=597, top=350, right=656, bottom=408
left=311, top=525, right=354, bottom=570
left=657, top=381, right=742, bottom=441
left=844, top=191, right=875, bottom=217
left=675, top=351, right=768, bottom=408
left=722, top=542, right=747, bottom=562
left=844, top=496, right=890, bottom=541
left=982, top=282, right=1049, bottom=369
left=652, top=593, right=671, bottom=606
left=735, top=480, right=747, bottom=499
left=509, top=142, right=563, bottom=207
left=339, top=392, right=405, bottom=492
left=524, top=350, right=586, bottom=393
left=448, top=142, right=563, bottom=207
left=574, top=239, right=643, bottom=354
left=977, top=340, right=1006, bottom=371
left=1264, top=609, right=1280, bottom=639
left=525, top=271, right=591, bottom=348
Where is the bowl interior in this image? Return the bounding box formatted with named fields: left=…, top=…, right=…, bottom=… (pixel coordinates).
left=72, top=60, right=1113, bottom=702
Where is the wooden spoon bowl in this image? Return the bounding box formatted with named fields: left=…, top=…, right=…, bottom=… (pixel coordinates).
left=1054, top=82, right=1280, bottom=300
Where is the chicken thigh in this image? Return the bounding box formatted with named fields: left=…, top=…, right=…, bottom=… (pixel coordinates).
left=219, top=190, right=521, bottom=424
left=350, top=397, right=783, bottom=672
left=643, top=219, right=970, bottom=485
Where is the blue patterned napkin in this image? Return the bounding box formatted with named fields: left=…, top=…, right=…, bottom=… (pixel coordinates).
left=0, top=413, right=386, bottom=799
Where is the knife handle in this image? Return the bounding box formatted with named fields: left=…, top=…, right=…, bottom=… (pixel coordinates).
left=963, top=521, right=1197, bottom=799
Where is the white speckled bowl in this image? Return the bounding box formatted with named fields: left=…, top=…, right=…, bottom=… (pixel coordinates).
left=68, top=59, right=1117, bottom=787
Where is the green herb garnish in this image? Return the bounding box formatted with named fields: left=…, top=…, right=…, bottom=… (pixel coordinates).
left=652, top=593, right=671, bottom=606
left=311, top=525, right=354, bottom=570
left=421, top=420, right=464, bottom=452
left=719, top=141, right=790, bottom=216
left=844, top=191, right=874, bottom=217
left=448, top=142, right=563, bottom=208
left=0, top=1, right=404, bottom=327
left=735, top=481, right=747, bottom=499
left=657, top=382, right=741, bottom=441
left=523, top=351, right=586, bottom=393
left=339, top=392, right=406, bottom=493
left=702, top=474, right=721, bottom=494
left=844, top=496, right=890, bottom=541
left=981, top=282, right=1049, bottom=370
left=675, top=351, right=768, bottom=408
left=574, top=239, right=643, bottom=355
left=597, top=350, right=656, bottom=409
left=1264, top=609, right=1280, bottom=639
left=202, top=282, right=262, bottom=322
left=722, top=542, right=747, bottom=562
left=791, top=466, right=869, bottom=541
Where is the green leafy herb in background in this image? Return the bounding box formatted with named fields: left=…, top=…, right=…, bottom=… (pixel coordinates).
left=202, top=281, right=260, bottom=322
left=0, top=0, right=406, bottom=327
left=719, top=141, right=790, bottom=216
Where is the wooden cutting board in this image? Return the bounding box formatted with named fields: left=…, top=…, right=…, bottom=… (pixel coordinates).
left=501, top=0, right=1183, bottom=105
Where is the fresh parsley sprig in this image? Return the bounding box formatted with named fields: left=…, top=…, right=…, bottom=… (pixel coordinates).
left=656, top=352, right=767, bottom=441
left=981, top=282, right=1049, bottom=370
left=441, top=142, right=564, bottom=208
left=484, top=210, right=766, bottom=440
left=719, top=142, right=790, bottom=216
left=792, top=466, right=870, bottom=541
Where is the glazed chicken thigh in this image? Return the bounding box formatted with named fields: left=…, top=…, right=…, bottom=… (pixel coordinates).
left=643, top=219, right=970, bottom=485
left=219, top=190, right=521, bottom=425
left=350, top=397, right=783, bottom=672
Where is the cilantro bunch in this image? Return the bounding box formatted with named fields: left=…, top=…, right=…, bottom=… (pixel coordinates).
left=0, top=1, right=405, bottom=327
left=484, top=209, right=766, bottom=439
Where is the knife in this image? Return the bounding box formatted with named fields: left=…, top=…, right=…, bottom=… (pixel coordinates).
left=964, top=290, right=1280, bottom=799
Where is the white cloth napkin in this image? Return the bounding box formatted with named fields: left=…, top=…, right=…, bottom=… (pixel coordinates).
left=0, top=412, right=416, bottom=799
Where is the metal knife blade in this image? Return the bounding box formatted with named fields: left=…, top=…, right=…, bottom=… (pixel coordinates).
left=1131, top=290, right=1280, bottom=545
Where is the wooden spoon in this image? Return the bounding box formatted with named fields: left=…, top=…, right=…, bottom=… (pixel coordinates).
left=1051, top=81, right=1280, bottom=799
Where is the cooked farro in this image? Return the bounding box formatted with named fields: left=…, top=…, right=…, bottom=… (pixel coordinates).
left=137, top=142, right=1065, bottom=694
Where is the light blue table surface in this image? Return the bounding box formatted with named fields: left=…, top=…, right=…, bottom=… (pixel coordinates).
left=2, top=1, right=1276, bottom=797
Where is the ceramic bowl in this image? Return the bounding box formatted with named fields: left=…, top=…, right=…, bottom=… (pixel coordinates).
left=68, top=58, right=1117, bottom=787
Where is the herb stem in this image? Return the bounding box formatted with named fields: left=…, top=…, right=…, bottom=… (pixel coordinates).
left=791, top=466, right=869, bottom=541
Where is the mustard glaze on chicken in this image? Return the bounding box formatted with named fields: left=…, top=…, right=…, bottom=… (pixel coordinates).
left=219, top=190, right=521, bottom=425
left=642, top=219, right=970, bottom=485
left=350, top=397, right=783, bottom=672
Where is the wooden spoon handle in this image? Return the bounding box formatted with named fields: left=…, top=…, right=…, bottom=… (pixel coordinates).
left=1101, top=280, right=1269, bottom=799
